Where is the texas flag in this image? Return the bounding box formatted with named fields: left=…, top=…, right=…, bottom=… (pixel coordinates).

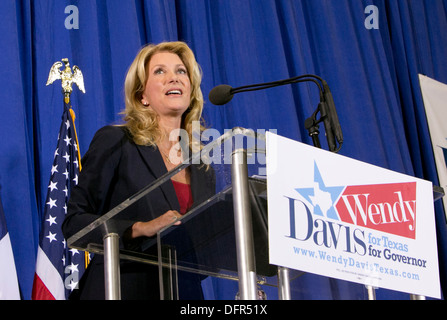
left=419, top=74, right=447, bottom=217
left=0, top=195, right=21, bottom=299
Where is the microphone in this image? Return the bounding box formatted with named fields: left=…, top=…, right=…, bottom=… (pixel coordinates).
left=209, top=75, right=323, bottom=106
left=208, top=75, right=343, bottom=152
left=208, top=85, right=234, bottom=105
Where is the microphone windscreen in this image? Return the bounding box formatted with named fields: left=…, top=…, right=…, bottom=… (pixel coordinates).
left=208, top=85, right=234, bottom=105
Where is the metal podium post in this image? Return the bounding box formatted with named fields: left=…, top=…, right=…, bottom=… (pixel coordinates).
left=103, top=233, right=121, bottom=300
left=365, top=285, right=376, bottom=300
left=277, top=267, right=291, bottom=300
left=410, top=294, right=426, bottom=300
left=231, top=149, right=258, bottom=300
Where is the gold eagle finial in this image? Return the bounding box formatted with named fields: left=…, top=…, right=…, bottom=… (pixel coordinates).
left=47, top=58, right=85, bottom=103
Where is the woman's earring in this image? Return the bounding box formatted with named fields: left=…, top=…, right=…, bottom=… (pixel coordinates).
left=142, top=101, right=149, bottom=106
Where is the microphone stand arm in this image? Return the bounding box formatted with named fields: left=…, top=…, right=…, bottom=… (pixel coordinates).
left=231, top=75, right=323, bottom=95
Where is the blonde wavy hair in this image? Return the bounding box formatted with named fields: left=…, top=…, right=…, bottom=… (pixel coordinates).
left=121, top=41, right=205, bottom=150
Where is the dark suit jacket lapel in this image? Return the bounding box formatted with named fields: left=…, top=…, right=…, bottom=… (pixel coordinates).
left=135, top=144, right=180, bottom=211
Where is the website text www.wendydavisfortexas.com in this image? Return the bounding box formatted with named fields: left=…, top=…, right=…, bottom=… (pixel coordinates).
left=292, top=244, right=425, bottom=283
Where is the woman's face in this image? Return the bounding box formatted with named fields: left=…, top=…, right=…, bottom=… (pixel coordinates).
left=141, top=51, right=191, bottom=118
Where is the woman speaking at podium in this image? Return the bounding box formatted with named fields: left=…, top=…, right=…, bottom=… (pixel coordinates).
left=62, top=41, right=215, bottom=300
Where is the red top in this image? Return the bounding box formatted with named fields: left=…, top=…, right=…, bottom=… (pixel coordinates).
left=172, top=180, right=193, bottom=215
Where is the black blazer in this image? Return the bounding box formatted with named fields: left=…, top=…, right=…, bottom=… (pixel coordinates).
left=62, top=125, right=215, bottom=300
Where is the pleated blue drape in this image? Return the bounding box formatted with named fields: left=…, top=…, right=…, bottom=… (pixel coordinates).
left=1, top=0, right=446, bottom=299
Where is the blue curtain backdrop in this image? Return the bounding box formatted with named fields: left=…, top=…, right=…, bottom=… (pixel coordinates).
left=1, top=0, right=446, bottom=300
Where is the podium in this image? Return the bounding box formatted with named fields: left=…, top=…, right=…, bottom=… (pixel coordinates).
left=67, top=128, right=288, bottom=300
left=67, top=128, right=444, bottom=300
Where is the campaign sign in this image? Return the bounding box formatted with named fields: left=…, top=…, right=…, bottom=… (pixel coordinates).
left=266, top=133, right=441, bottom=298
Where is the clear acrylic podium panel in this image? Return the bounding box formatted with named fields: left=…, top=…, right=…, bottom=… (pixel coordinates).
left=148, top=176, right=284, bottom=300
left=66, top=128, right=444, bottom=300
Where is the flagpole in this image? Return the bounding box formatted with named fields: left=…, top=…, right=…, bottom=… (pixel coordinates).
left=32, top=58, right=87, bottom=300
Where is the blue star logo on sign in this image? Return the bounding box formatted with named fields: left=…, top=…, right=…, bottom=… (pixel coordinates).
left=295, top=162, right=345, bottom=221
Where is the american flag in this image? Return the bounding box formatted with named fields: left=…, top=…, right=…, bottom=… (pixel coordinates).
left=32, top=104, right=87, bottom=300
